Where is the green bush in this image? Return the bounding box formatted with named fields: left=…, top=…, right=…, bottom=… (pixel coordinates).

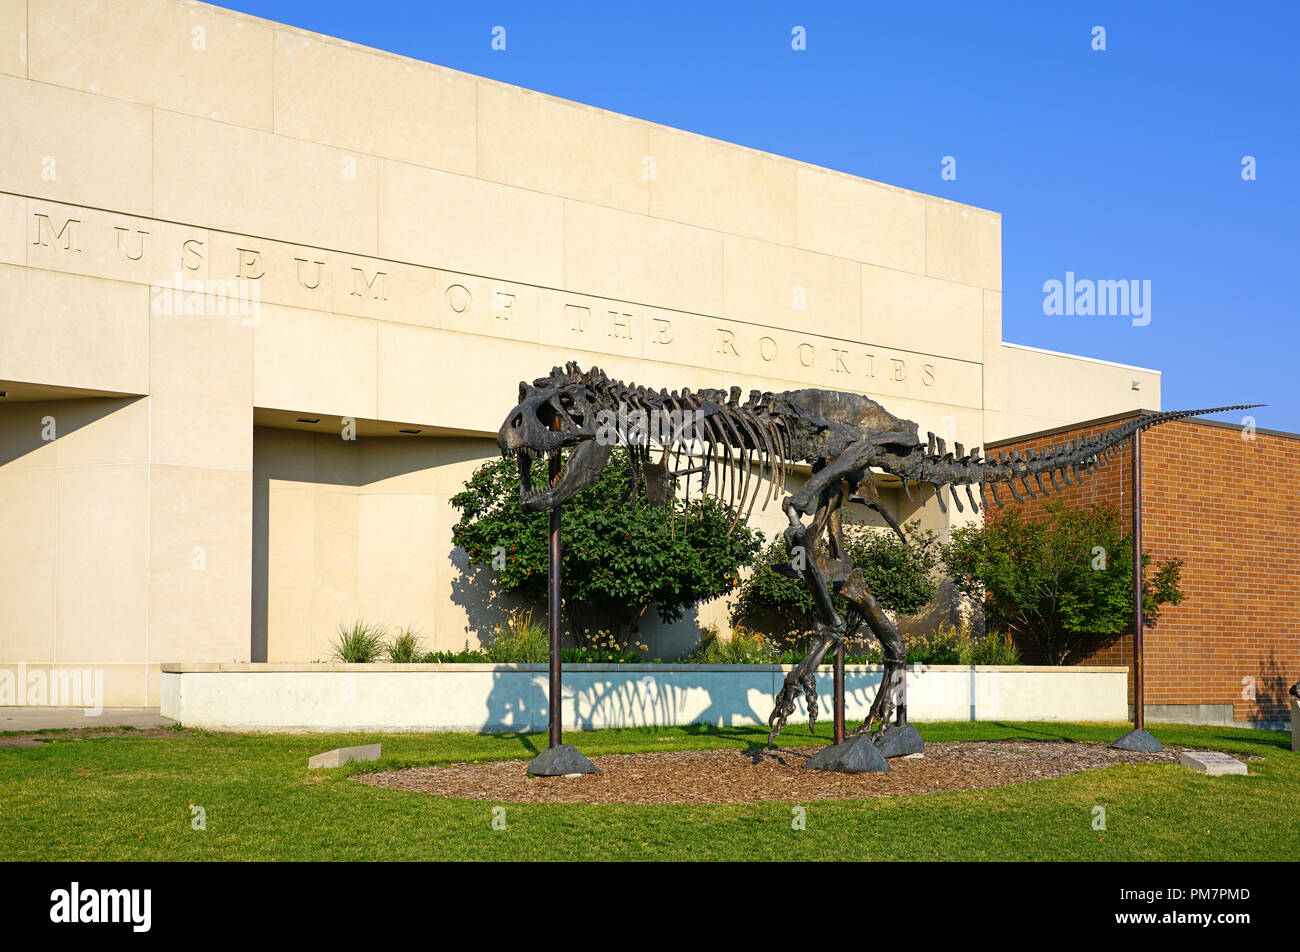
left=730, top=521, right=940, bottom=649
left=330, top=620, right=390, bottom=663
left=684, top=625, right=781, bottom=664
left=420, top=644, right=490, bottom=663
left=450, top=449, right=764, bottom=643
left=385, top=626, right=424, bottom=663
left=482, top=609, right=550, bottom=663
left=943, top=500, right=1183, bottom=664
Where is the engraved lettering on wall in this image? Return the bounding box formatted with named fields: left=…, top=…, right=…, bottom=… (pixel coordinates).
left=295, top=257, right=325, bottom=291
left=236, top=247, right=264, bottom=280
left=350, top=266, right=387, bottom=301
left=32, top=214, right=80, bottom=252
left=446, top=284, right=472, bottom=314
left=493, top=289, right=516, bottom=320
left=717, top=328, right=740, bottom=357
left=181, top=238, right=205, bottom=272
left=113, top=226, right=148, bottom=261
left=609, top=310, right=633, bottom=339
left=651, top=317, right=673, bottom=345
left=565, top=303, right=589, bottom=332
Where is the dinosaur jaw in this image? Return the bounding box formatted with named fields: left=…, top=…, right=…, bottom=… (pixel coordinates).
left=515, top=439, right=612, bottom=512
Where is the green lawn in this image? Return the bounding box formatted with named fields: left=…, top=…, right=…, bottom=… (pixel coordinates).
left=1, top=721, right=1295, bottom=861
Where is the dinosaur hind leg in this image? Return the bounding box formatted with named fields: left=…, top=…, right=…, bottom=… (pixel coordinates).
left=767, top=482, right=847, bottom=746
left=838, top=568, right=907, bottom=737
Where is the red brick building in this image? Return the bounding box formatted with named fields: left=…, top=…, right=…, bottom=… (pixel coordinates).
left=986, top=410, right=1299, bottom=727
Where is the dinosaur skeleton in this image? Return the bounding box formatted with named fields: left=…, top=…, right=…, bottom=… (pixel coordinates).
left=497, top=361, right=1259, bottom=745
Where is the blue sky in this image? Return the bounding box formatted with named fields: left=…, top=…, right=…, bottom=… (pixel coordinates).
left=228, top=1, right=1299, bottom=429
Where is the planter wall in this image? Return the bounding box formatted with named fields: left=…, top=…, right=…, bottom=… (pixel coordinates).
left=159, top=662, right=1129, bottom=732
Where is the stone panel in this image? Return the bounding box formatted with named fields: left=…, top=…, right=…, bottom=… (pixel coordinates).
left=477, top=82, right=649, bottom=213
left=563, top=200, right=724, bottom=317
left=926, top=200, right=1001, bottom=291
left=274, top=30, right=475, bottom=174
left=0, top=0, right=25, bottom=77
left=153, top=110, right=379, bottom=254
left=648, top=129, right=796, bottom=244
left=0, top=75, right=152, bottom=214
left=0, top=264, right=149, bottom=395
left=54, top=463, right=148, bottom=663
left=253, top=303, right=378, bottom=420
left=378, top=160, right=563, bottom=288
left=796, top=167, right=926, bottom=274
left=723, top=235, right=861, bottom=342
left=146, top=463, right=253, bottom=663
left=29, top=0, right=273, bottom=130
left=861, top=264, right=983, bottom=363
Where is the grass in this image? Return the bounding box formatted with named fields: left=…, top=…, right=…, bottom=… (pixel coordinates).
left=0, top=721, right=1295, bottom=861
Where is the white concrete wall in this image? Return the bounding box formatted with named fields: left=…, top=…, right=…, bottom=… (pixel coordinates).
left=160, top=663, right=1129, bottom=732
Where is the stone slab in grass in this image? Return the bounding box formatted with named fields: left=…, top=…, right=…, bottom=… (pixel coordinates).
left=308, top=743, right=381, bottom=769
left=526, top=743, right=599, bottom=776
left=1110, top=728, right=1163, bottom=753
left=873, top=723, right=925, bottom=758
left=804, top=735, right=891, bottom=773
left=1178, top=750, right=1248, bottom=776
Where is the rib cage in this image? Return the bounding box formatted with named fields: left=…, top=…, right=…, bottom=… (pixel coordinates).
left=574, top=366, right=795, bottom=527
left=553, top=363, right=1259, bottom=524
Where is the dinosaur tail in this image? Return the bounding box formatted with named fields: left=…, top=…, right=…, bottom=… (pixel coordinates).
left=891, top=404, right=1263, bottom=515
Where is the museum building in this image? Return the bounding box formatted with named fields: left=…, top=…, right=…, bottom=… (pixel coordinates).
left=5, top=0, right=1285, bottom=717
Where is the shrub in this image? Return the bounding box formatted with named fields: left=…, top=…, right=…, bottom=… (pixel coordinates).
left=331, top=620, right=389, bottom=663
left=943, top=500, right=1183, bottom=664
left=731, top=521, right=941, bottom=649
left=482, top=609, right=550, bottom=663
left=685, top=625, right=781, bottom=664
left=450, top=450, right=764, bottom=643
left=562, top=627, right=649, bottom=663
left=420, top=643, right=490, bottom=664
left=384, top=626, right=424, bottom=663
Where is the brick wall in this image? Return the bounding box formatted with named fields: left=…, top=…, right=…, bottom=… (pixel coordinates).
left=987, top=411, right=1299, bottom=723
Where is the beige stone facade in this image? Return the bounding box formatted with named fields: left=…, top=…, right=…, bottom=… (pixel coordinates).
left=0, top=0, right=1160, bottom=706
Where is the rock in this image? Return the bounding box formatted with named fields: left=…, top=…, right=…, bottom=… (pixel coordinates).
left=1109, top=728, right=1163, bottom=753
left=872, top=723, right=925, bottom=758
left=308, top=743, right=381, bottom=769
left=1178, top=750, right=1248, bottom=776
left=804, top=735, right=891, bottom=773
left=526, top=743, right=599, bottom=776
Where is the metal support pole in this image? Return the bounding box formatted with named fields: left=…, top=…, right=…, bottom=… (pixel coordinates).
left=1132, top=425, right=1144, bottom=732
left=896, top=664, right=908, bottom=726
left=548, top=451, right=563, bottom=749
left=833, top=639, right=845, bottom=744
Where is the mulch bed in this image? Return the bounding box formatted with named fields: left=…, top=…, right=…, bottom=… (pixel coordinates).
left=355, top=740, right=1215, bottom=805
